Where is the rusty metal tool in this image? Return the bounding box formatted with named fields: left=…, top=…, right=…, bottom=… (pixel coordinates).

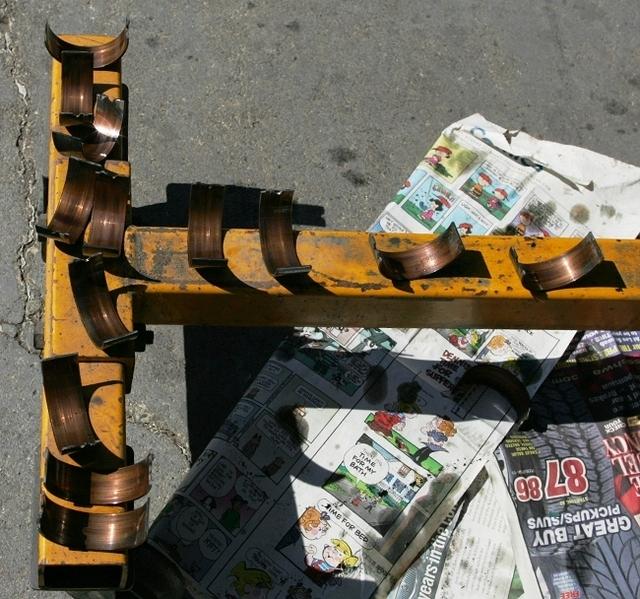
left=259, top=189, right=311, bottom=277
left=187, top=183, right=228, bottom=267
left=38, top=31, right=132, bottom=590
left=126, top=228, right=640, bottom=330
left=370, top=223, right=464, bottom=280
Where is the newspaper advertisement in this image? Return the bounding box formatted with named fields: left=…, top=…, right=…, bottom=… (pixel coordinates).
left=495, top=331, right=640, bottom=599
left=145, top=114, right=640, bottom=598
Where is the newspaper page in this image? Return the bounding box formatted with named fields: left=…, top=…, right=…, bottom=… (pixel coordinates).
left=145, top=114, right=640, bottom=598
left=389, top=465, right=525, bottom=599
left=495, top=331, right=640, bottom=599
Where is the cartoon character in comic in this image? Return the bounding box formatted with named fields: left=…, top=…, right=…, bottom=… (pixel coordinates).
left=457, top=222, right=473, bottom=236
left=362, top=495, right=379, bottom=513
left=369, top=380, right=422, bottom=437
left=514, top=210, right=547, bottom=237
left=418, top=195, right=450, bottom=222
left=448, top=329, right=486, bottom=353
left=485, top=334, right=511, bottom=357
left=220, top=495, right=248, bottom=533
left=292, top=327, right=334, bottom=350
left=414, top=416, right=457, bottom=463
left=276, top=506, right=331, bottom=551
left=304, top=538, right=360, bottom=582
left=227, top=561, right=272, bottom=598
left=424, top=145, right=452, bottom=174
left=350, top=328, right=394, bottom=353
left=487, top=188, right=507, bottom=211
left=469, top=172, right=492, bottom=198
left=368, top=410, right=407, bottom=437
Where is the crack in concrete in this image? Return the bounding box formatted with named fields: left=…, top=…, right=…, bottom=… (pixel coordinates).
left=1, top=3, right=41, bottom=355
left=126, top=401, right=192, bottom=465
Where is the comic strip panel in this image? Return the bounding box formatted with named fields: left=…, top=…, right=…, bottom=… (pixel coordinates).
left=496, top=192, right=572, bottom=237
left=216, top=399, right=261, bottom=441
left=360, top=369, right=459, bottom=476
left=242, top=360, right=292, bottom=405
left=186, top=456, right=267, bottom=537
left=433, top=200, right=492, bottom=237
left=213, top=546, right=295, bottom=598
left=266, top=376, right=340, bottom=443
left=397, top=175, right=456, bottom=230
left=475, top=330, right=561, bottom=387
left=149, top=494, right=231, bottom=583
left=418, top=134, right=478, bottom=182
left=460, top=164, right=520, bottom=220
left=322, top=434, right=427, bottom=535
left=233, top=412, right=308, bottom=483
left=274, top=328, right=395, bottom=397
left=434, top=328, right=492, bottom=358
left=324, top=327, right=397, bottom=353
left=277, top=499, right=379, bottom=591
left=391, top=167, right=429, bottom=203
left=370, top=211, right=409, bottom=233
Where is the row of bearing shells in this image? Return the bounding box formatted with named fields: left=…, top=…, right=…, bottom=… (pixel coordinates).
left=190, top=183, right=605, bottom=292
left=39, top=23, right=150, bottom=553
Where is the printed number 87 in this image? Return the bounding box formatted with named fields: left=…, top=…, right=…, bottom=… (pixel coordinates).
left=514, top=458, right=589, bottom=502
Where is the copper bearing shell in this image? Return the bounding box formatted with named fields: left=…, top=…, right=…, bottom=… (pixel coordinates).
left=187, top=183, right=228, bottom=267
left=510, top=232, right=603, bottom=292
left=69, top=254, right=138, bottom=349
left=370, top=223, right=464, bottom=280
left=259, top=189, right=311, bottom=277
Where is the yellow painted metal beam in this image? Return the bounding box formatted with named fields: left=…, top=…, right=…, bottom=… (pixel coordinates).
left=124, top=227, right=640, bottom=330
left=38, top=35, right=133, bottom=590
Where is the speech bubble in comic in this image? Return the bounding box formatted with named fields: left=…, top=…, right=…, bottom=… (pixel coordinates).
left=343, top=443, right=389, bottom=485
left=173, top=506, right=208, bottom=542
left=235, top=475, right=265, bottom=510
left=198, top=528, right=228, bottom=560
left=200, top=458, right=237, bottom=498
